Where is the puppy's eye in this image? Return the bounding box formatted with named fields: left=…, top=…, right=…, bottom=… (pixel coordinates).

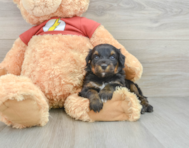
left=94, top=55, right=100, bottom=59
left=109, top=55, right=115, bottom=60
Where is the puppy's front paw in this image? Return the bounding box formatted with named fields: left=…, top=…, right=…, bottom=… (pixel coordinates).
left=89, top=97, right=103, bottom=113
left=99, top=90, right=113, bottom=101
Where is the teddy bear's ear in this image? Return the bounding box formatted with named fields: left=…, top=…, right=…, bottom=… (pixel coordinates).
left=13, top=0, right=20, bottom=5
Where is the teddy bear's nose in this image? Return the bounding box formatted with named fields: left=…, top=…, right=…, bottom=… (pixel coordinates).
left=22, top=0, right=62, bottom=17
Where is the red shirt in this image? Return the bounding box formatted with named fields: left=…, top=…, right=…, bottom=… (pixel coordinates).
left=20, top=17, right=101, bottom=45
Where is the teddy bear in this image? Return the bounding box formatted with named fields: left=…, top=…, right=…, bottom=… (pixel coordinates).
left=0, top=0, right=143, bottom=129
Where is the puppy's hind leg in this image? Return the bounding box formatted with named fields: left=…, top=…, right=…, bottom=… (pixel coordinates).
left=126, top=80, right=153, bottom=114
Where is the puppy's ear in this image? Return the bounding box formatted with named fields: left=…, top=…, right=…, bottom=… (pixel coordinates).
left=85, top=49, right=93, bottom=72
left=117, top=49, right=125, bottom=72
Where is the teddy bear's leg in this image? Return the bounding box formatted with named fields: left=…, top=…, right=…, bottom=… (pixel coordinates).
left=64, top=87, right=142, bottom=122
left=64, top=94, right=93, bottom=122
left=0, top=74, right=49, bottom=129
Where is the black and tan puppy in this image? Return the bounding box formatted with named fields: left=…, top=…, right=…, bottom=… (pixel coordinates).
left=79, top=44, right=153, bottom=114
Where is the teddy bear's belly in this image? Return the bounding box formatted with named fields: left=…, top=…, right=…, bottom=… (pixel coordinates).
left=21, top=34, right=93, bottom=108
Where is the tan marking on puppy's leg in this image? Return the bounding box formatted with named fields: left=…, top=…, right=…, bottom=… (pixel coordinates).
left=86, top=82, right=101, bottom=89
left=130, top=84, right=149, bottom=106
left=109, top=81, right=123, bottom=86
left=130, top=84, right=141, bottom=96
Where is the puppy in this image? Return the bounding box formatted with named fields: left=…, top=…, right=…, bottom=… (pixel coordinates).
left=79, top=44, right=153, bottom=114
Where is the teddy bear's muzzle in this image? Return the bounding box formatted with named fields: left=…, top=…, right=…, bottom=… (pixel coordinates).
left=22, top=0, right=62, bottom=17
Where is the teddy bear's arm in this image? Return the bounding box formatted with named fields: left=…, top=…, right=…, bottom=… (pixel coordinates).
left=90, top=25, right=143, bottom=82
left=0, top=38, right=27, bottom=75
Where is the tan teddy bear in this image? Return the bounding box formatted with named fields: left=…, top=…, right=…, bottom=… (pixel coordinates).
left=0, top=0, right=143, bottom=129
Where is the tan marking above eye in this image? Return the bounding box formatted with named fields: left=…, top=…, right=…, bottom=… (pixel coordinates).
left=110, top=51, right=116, bottom=55
left=94, top=51, right=99, bottom=55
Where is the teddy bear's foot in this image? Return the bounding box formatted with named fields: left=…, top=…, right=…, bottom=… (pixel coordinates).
left=0, top=74, right=49, bottom=129
left=65, top=87, right=142, bottom=122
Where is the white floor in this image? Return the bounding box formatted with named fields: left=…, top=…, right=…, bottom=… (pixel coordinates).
left=0, top=98, right=188, bottom=148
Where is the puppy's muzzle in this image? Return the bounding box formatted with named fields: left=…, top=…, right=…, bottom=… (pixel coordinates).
left=101, top=64, right=108, bottom=70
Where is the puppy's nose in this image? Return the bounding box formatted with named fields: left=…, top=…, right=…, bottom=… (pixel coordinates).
left=101, top=64, right=107, bottom=70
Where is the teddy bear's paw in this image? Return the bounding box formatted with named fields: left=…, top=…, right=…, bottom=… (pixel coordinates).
left=0, top=95, right=48, bottom=129
left=0, top=74, right=49, bottom=129
left=64, top=94, right=93, bottom=122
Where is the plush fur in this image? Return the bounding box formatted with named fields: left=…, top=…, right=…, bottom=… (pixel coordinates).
left=65, top=87, right=142, bottom=122
left=0, top=0, right=144, bottom=128
left=0, top=38, right=27, bottom=75
left=21, top=34, right=92, bottom=108
left=14, top=0, right=90, bottom=25
left=0, top=74, right=49, bottom=129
